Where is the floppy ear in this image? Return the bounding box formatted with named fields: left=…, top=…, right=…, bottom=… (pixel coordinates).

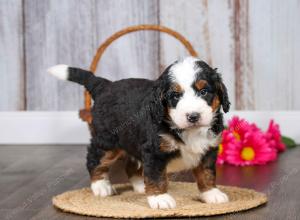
left=145, top=68, right=172, bottom=124
left=216, top=79, right=230, bottom=113
left=149, top=82, right=166, bottom=124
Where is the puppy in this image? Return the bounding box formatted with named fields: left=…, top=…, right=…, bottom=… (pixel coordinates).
left=48, top=57, right=230, bottom=209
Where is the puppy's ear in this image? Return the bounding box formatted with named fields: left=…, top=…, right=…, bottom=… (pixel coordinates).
left=216, top=75, right=230, bottom=113
left=145, top=66, right=171, bottom=124
left=148, top=82, right=166, bottom=124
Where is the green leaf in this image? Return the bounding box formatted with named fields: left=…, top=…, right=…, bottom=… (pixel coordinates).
left=281, top=135, right=297, bottom=149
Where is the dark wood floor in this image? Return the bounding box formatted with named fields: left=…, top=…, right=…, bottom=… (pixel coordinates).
left=0, top=145, right=299, bottom=220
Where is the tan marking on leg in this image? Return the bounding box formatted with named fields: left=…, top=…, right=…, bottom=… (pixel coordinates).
left=192, top=165, right=216, bottom=192
left=144, top=170, right=168, bottom=195
left=91, top=149, right=125, bottom=182
left=125, top=158, right=143, bottom=178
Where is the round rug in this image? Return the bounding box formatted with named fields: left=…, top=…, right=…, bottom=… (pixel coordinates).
left=53, top=182, right=267, bottom=218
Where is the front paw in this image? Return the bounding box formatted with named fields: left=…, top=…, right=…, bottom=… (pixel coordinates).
left=91, top=179, right=115, bottom=197
left=199, top=188, right=229, bottom=204
left=129, top=176, right=145, bottom=193
left=147, top=193, right=176, bottom=209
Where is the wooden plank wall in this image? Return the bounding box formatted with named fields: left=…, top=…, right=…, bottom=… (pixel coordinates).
left=0, top=0, right=25, bottom=110
left=24, top=0, right=93, bottom=110
left=24, top=0, right=159, bottom=110
left=0, top=0, right=299, bottom=111
left=249, top=0, right=300, bottom=110
left=159, top=0, right=235, bottom=108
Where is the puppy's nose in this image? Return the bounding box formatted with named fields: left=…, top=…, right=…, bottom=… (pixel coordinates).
left=186, top=112, right=200, bottom=123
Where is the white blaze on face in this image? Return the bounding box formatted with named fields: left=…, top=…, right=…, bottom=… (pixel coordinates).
left=168, top=57, right=213, bottom=129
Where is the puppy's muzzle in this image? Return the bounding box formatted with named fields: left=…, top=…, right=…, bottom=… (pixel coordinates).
left=186, top=112, right=200, bottom=123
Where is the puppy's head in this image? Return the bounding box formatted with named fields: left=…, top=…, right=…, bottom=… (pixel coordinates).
left=157, top=57, right=230, bottom=129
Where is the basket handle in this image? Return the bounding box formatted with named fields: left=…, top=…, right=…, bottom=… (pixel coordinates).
left=84, top=24, right=198, bottom=113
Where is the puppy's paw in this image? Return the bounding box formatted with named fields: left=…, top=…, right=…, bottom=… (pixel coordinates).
left=147, top=193, right=176, bottom=209
left=129, top=176, right=145, bottom=193
left=91, top=179, right=115, bottom=197
left=199, top=188, right=229, bottom=204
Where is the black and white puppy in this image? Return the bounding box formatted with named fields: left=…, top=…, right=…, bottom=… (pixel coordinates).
left=48, top=57, right=230, bottom=209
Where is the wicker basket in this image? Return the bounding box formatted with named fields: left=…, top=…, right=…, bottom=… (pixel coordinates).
left=79, top=24, right=198, bottom=129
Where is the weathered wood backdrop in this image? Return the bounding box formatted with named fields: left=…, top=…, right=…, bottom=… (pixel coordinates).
left=1, top=0, right=299, bottom=111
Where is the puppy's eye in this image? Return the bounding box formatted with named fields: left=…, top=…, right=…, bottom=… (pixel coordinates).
left=199, top=88, right=208, bottom=96
left=171, top=92, right=181, bottom=100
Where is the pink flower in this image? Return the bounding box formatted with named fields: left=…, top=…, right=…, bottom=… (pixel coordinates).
left=227, top=116, right=259, bottom=142
left=217, top=130, right=238, bottom=165
left=217, top=143, right=225, bottom=165
left=225, top=131, right=277, bottom=166
left=217, top=116, right=282, bottom=166
left=265, top=120, right=286, bottom=152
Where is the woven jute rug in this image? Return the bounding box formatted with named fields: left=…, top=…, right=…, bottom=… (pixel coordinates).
left=53, top=182, right=267, bottom=218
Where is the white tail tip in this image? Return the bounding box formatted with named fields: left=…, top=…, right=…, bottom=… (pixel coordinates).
left=47, top=64, right=69, bottom=80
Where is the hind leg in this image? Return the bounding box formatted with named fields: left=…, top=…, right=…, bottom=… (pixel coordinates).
left=125, top=157, right=145, bottom=193
left=87, top=143, right=125, bottom=197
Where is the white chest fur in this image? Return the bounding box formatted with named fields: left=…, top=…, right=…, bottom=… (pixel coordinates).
left=166, top=127, right=220, bottom=173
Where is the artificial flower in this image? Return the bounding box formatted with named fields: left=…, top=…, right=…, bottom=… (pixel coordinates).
left=218, top=117, right=282, bottom=166
left=265, top=120, right=286, bottom=152
left=227, top=116, right=258, bottom=142
left=225, top=131, right=277, bottom=166
left=217, top=130, right=237, bottom=165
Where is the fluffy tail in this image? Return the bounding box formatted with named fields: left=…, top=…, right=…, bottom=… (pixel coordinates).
left=47, top=64, right=110, bottom=97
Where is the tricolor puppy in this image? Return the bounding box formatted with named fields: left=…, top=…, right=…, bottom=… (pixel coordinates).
left=48, top=57, right=230, bottom=209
